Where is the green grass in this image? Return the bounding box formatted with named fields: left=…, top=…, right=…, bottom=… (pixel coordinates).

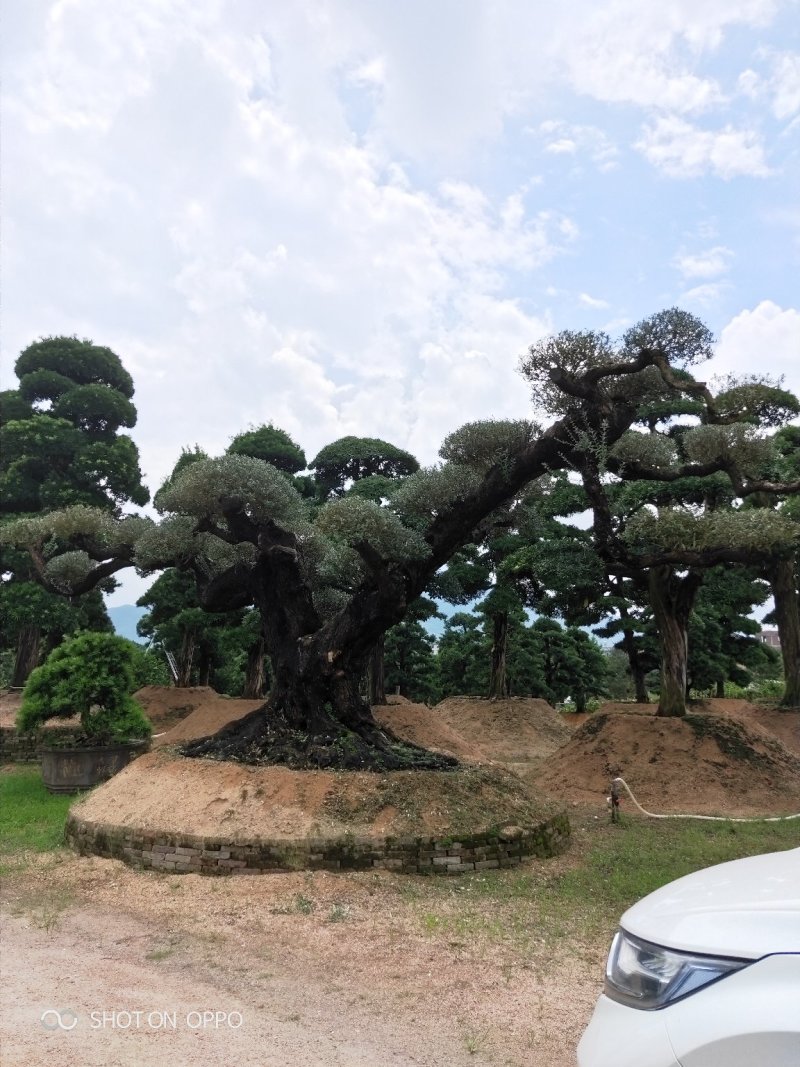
left=0, top=765, right=73, bottom=857
left=551, top=817, right=800, bottom=920
left=405, top=815, right=800, bottom=951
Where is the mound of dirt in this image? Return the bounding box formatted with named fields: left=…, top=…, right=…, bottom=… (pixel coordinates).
left=70, top=748, right=562, bottom=842
left=539, top=710, right=800, bottom=817
left=374, top=697, right=488, bottom=763
left=591, top=699, right=800, bottom=758
left=435, top=697, right=571, bottom=764
left=146, top=689, right=264, bottom=744
left=150, top=689, right=490, bottom=763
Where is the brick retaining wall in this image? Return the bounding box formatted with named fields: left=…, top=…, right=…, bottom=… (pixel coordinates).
left=65, top=811, right=570, bottom=876
left=0, top=727, right=78, bottom=763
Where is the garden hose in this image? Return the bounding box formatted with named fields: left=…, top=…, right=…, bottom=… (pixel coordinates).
left=610, top=776, right=800, bottom=823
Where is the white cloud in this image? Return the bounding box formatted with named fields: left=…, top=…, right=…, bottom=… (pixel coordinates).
left=635, top=116, right=770, bottom=177
left=737, top=68, right=762, bottom=98
left=3, top=0, right=798, bottom=621
left=553, top=0, right=775, bottom=114
left=535, top=120, right=619, bottom=170
left=579, top=293, right=610, bottom=310
left=769, top=51, right=800, bottom=119
left=673, top=245, right=734, bottom=278
left=680, top=281, right=729, bottom=305
left=710, top=301, right=800, bottom=396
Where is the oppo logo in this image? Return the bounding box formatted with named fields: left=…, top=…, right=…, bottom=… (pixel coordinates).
left=40, top=1009, right=79, bottom=1031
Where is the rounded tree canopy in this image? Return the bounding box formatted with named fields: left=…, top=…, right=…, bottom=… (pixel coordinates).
left=16, top=337, right=135, bottom=399
left=309, top=436, right=419, bottom=497
left=52, top=383, right=137, bottom=435
left=228, top=424, right=307, bottom=474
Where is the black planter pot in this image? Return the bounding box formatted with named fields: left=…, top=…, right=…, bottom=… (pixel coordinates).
left=40, top=740, right=149, bottom=794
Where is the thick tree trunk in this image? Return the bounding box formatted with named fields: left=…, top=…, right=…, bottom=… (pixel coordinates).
left=632, top=664, right=649, bottom=704
left=184, top=521, right=454, bottom=770
left=197, top=642, right=213, bottom=687
left=367, top=635, right=387, bottom=705
left=11, top=625, right=41, bottom=687
left=488, top=611, right=509, bottom=700
left=619, top=612, right=649, bottom=702
left=649, top=566, right=703, bottom=718
left=715, top=678, right=725, bottom=698
left=769, top=555, right=800, bottom=708
left=242, top=637, right=267, bottom=699
left=176, top=629, right=196, bottom=688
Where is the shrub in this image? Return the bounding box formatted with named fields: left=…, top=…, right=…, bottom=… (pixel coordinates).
left=18, top=631, right=151, bottom=744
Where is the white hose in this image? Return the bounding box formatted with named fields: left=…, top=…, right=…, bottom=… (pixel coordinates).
left=611, top=776, right=800, bottom=823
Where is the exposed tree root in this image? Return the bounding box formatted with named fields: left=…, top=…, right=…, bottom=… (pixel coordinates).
left=180, top=705, right=458, bottom=771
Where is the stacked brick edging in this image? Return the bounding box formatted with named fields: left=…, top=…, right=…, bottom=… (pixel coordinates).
left=65, top=811, right=570, bottom=876
left=0, top=727, right=77, bottom=763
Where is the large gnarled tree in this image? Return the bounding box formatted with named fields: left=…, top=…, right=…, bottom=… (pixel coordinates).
left=5, top=310, right=739, bottom=764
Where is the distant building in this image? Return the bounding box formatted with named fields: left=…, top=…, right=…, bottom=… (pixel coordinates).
left=759, top=628, right=782, bottom=650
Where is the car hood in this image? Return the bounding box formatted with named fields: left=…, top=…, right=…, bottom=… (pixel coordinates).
left=620, top=846, right=800, bottom=959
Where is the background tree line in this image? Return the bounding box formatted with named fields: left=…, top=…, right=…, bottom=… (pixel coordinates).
left=2, top=320, right=797, bottom=752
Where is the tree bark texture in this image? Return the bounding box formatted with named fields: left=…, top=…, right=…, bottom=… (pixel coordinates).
left=11, top=625, right=41, bottom=687
left=618, top=610, right=649, bottom=703
left=649, top=566, right=703, bottom=718
left=488, top=611, right=509, bottom=699
left=243, top=637, right=267, bottom=699
left=197, top=641, right=213, bottom=687
left=769, top=554, right=800, bottom=708
left=367, top=635, right=387, bottom=705
left=176, top=629, right=196, bottom=688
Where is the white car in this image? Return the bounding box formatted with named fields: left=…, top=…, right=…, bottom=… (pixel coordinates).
left=577, top=846, right=800, bottom=1067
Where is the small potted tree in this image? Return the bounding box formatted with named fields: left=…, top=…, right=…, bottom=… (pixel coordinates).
left=18, top=631, right=152, bottom=793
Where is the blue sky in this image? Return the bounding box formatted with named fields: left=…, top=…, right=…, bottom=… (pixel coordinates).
left=3, top=1, right=799, bottom=608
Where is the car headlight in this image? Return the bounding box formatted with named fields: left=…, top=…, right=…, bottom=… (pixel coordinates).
left=604, top=928, right=750, bottom=1010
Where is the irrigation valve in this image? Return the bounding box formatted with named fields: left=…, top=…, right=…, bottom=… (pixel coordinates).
left=608, top=778, right=622, bottom=823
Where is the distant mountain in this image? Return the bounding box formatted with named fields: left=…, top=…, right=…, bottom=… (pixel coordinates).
left=108, top=604, right=147, bottom=643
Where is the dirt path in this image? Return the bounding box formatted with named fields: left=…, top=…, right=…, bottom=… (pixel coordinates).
left=1, top=908, right=481, bottom=1066
left=1, top=853, right=603, bottom=1067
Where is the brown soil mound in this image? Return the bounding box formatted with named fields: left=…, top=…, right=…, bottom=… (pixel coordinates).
left=691, top=698, right=800, bottom=757
left=435, top=696, right=571, bottom=764
left=374, top=697, right=488, bottom=763
left=539, top=710, right=800, bottom=817
left=150, top=689, right=489, bottom=763
left=70, top=748, right=561, bottom=841
left=593, top=699, right=800, bottom=757
left=146, top=688, right=263, bottom=743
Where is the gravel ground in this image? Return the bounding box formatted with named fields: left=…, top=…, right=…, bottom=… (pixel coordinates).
left=1, top=851, right=605, bottom=1067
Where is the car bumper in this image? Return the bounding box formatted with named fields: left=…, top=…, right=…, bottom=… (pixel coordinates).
left=577, top=953, right=800, bottom=1067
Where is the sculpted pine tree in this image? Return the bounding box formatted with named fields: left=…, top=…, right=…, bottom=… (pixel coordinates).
left=0, top=336, right=149, bottom=685
left=4, top=310, right=730, bottom=766
left=527, top=354, right=800, bottom=716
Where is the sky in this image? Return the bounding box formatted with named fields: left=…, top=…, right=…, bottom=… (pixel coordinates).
left=3, top=0, right=799, bottom=608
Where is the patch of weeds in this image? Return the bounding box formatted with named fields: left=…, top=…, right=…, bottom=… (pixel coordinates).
left=294, top=893, right=315, bottom=914
left=146, top=936, right=181, bottom=962
left=29, top=887, right=76, bottom=932
left=463, top=1027, right=492, bottom=1055
left=272, top=893, right=317, bottom=916
left=422, top=912, right=443, bottom=932
left=327, top=903, right=351, bottom=923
